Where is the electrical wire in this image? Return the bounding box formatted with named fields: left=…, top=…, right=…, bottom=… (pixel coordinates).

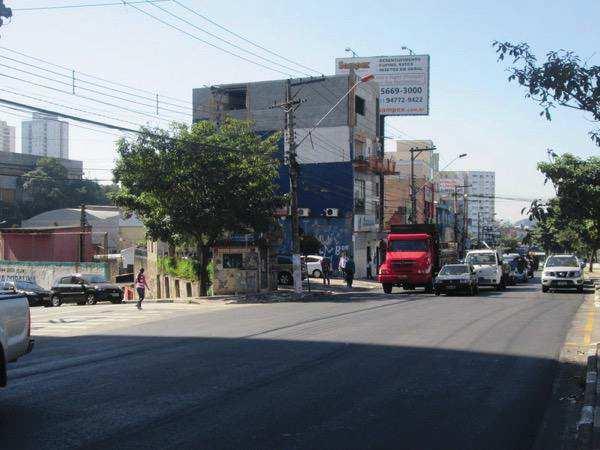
left=12, top=1, right=172, bottom=11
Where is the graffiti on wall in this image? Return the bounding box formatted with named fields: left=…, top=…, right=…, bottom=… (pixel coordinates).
left=0, top=261, right=108, bottom=289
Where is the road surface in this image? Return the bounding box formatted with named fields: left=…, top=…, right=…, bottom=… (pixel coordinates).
left=1, top=282, right=587, bottom=449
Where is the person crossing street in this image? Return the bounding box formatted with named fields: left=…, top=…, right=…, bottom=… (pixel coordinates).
left=135, top=268, right=149, bottom=310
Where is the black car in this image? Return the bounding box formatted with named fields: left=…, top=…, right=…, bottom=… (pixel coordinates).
left=50, top=274, right=124, bottom=307
left=0, top=280, right=52, bottom=307
left=434, top=264, right=479, bottom=296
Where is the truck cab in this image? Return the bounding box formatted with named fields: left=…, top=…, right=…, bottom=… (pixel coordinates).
left=378, top=224, right=441, bottom=294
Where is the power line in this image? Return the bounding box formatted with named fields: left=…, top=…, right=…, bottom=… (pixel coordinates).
left=123, top=1, right=293, bottom=77
left=148, top=1, right=310, bottom=77
left=0, top=46, right=191, bottom=107
left=12, top=1, right=172, bottom=12
left=172, top=0, right=322, bottom=76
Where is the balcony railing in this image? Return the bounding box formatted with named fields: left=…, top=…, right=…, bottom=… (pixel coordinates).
left=353, top=155, right=396, bottom=175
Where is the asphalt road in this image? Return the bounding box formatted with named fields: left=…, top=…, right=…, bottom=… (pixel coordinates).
left=1, top=281, right=588, bottom=450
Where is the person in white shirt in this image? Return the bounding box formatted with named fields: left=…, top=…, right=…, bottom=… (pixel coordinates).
left=338, top=252, right=348, bottom=276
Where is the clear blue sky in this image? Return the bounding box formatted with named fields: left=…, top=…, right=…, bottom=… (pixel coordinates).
left=1, top=0, right=599, bottom=221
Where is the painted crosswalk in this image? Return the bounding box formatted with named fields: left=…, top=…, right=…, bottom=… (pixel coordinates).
left=30, top=302, right=234, bottom=336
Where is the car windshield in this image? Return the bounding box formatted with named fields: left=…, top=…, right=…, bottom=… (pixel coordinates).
left=439, top=265, right=470, bottom=275
left=82, top=274, right=107, bottom=283
left=466, top=253, right=496, bottom=265
left=388, top=240, right=427, bottom=252
left=546, top=256, right=578, bottom=268
left=15, top=281, right=41, bottom=290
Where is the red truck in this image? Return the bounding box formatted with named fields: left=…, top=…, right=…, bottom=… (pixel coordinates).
left=378, top=224, right=454, bottom=294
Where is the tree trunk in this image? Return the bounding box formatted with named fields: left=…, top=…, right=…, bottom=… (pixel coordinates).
left=196, top=243, right=211, bottom=296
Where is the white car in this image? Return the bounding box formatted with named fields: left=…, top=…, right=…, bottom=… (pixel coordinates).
left=541, top=254, right=584, bottom=293
left=1, top=292, right=34, bottom=387
left=303, top=255, right=324, bottom=278
left=465, top=249, right=504, bottom=290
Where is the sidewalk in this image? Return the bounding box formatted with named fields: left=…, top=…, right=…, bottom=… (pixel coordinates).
left=124, top=277, right=381, bottom=305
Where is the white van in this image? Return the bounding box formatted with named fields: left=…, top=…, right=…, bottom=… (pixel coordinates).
left=465, top=249, right=504, bottom=290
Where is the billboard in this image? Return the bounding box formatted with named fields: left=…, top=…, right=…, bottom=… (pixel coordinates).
left=335, top=55, right=430, bottom=116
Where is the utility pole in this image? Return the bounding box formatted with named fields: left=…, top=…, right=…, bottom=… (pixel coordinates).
left=79, top=204, right=87, bottom=263
left=452, top=184, right=470, bottom=257
left=409, top=146, right=436, bottom=224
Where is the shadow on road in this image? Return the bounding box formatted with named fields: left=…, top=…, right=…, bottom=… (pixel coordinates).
left=1, top=330, right=584, bottom=450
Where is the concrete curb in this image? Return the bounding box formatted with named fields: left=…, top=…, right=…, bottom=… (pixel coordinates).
left=578, top=344, right=599, bottom=449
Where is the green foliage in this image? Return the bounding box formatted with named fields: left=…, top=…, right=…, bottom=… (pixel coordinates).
left=112, top=118, right=284, bottom=294
left=19, top=157, right=113, bottom=219
left=158, top=256, right=199, bottom=281
left=493, top=41, right=600, bottom=146
left=523, top=154, right=600, bottom=268
left=499, top=236, right=520, bottom=252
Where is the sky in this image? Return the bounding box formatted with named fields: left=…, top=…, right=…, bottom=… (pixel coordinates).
left=0, top=0, right=598, bottom=222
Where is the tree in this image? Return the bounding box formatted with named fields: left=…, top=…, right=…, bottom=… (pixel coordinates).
left=493, top=42, right=600, bottom=146
left=537, top=154, right=600, bottom=270
left=499, top=235, right=520, bottom=253
left=111, top=118, right=283, bottom=295
left=20, top=157, right=112, bottom=218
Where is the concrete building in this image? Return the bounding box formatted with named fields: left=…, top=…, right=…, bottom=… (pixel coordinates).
left=0, top=151, right=83, bottom=224
left=390, top=140, right=437, bottom=180
left=22, top=205, right=144, bottom=253
left=0, top=120, right=15, bottom=153
left=438, top=171, right=495, bottom=246
left=465, top=171, right=495, bottom=243
left=22, top=113, right=69, bottom=159
left=194, top=74, right=395, bottom=277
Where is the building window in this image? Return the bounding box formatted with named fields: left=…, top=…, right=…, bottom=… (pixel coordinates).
left=225, top=89, right=247, bottom=111
left=355, top=140, right=366, bottom=159
left=0, top=188, right=15, bottom=205
left=355, top=95, right=366, bottom=116
left=223, top=253, right=243, bottom=269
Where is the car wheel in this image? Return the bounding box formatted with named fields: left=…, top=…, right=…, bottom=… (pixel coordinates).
left=382, top=283, right=393, bottom=294
left=278, top=272, right=292, bottom=285
left=434, top=290, right=440, bottom=296
left=542, top=285, right=549, bottom=293
left=312, top=269, right=322, bottom=279
left=111, top=297, right=123, bottom=304
left=85, top=294, right=97, bottom=305
left=51, top=295, right=62, bottom=307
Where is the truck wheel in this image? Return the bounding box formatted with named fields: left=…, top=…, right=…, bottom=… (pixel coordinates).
left=382, top=284, right=393, bottom=294
left=85, top=294, right=97, bottom=306
left=51, top=296, right=62, bottom=307
left=424, top=283, right=434, bottom=294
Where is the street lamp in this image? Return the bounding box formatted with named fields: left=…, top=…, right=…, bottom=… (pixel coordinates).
left=345, top=47, right=359, bottom=58
left=401, top=46, right=415, bottom=55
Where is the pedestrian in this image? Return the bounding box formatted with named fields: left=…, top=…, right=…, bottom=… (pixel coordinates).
left=366, top=255, right=373, bottom=280
left=344, top=255, right=355, bottom=288
left=338, top=252, right=348, bottom=278
left=135, top=268, right=149, bottom=310
left=321, top=257, right=332, bottom=286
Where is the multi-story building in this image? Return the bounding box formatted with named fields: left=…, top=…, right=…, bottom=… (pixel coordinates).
left=466, top=171, right=495, bottom=243
left=22, top=113, right=69, bottom=159
left=0, top=120, right=15, bottom=153
left=438, top=170, right=495, bottom=247
left=193, top=74, right=395, bottom=277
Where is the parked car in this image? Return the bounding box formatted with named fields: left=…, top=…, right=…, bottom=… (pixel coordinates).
left=303, top=255, right=324, bottom=278
left=434, top=264, right=479, bottom=296
left=541, top=254, right=584, bottom=293
left=0, top=292, right=34, bottom=387
left=0, top=280, right=51, bottom=307
left=50, top=274, right=124, bottom=307
left=276, top=255, right=307, bottom=285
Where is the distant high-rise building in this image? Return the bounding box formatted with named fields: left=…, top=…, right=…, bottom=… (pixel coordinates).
left=0, top=120, right=16, bottom=153
left=21, top=113, right=69, bottom=159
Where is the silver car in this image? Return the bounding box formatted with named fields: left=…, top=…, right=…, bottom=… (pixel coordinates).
left=541, top=254, right=584, bottom=293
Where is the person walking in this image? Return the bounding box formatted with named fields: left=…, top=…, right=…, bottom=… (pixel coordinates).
left=338, top=252, right=348, bottom=278
left=344, top=256, right=355, bottom=288
left=321, top=257, right=332, bottom=286
left=135, top=268, right=149, bottom=310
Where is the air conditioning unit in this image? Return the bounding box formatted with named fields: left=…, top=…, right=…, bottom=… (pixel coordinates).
left=297, top=208, right=311, bottom=217
left=324, top=208, right=339, bottom=218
